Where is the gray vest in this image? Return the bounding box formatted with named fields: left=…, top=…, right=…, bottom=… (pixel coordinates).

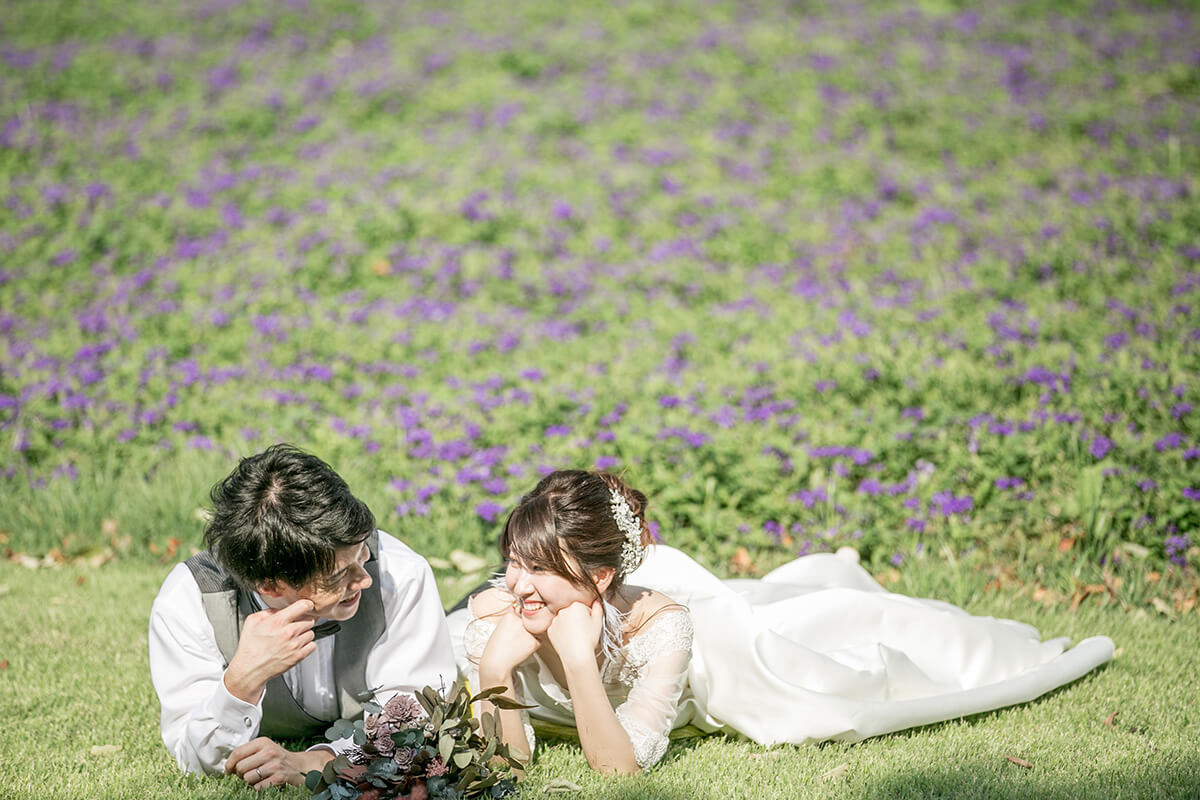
left=183, top=532, right=385, bottom=740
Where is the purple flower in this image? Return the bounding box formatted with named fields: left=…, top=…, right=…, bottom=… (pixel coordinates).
left=1089, top=434, right=1113, bottom=460
left=594, top=455, right=620, bottom=470
left=50, top=249, right=77, bottom=267
left=544, top=424, right=571, bottom=437
left=475, top=501, right=505, bottom=523
left=931, top=491, right=973, bottom=516
left=790, top=487, right=827, bottom=508
left=906, top=518, right=926, bottom=533
left=1165, top=534, right=1191, bottom=567
left=1155, top=432, right=1184, bottom=451
left=1183, top=487, right=1200, bottom=501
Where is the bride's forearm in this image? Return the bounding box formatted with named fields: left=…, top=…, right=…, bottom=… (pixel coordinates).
left=561, top=659, right=640, bottom=775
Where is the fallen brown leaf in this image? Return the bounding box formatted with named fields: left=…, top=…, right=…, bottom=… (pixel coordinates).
left=1070, top=583, right=1107, bottom=612
left=1004, top=755, right=1033, bottom=769
left=0, top=659, right=8, bottom=671
left=1150, top=597, right=1176, bottom=619
left=731, top=546, right=753, bottom=573
left=1058, top=537, right=1075, bottom=553
left=1104, top=711, right=1119, bottom=728
left=819, top=762, right=850, bottom=781
left=75, top=574, right=86, bottom=586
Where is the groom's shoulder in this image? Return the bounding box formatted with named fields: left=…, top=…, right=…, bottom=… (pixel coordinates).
left=375, top=530, right=439, bottom=580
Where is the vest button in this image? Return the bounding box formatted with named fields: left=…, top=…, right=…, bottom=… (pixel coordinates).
left=243, top=716, right=253, bottom=728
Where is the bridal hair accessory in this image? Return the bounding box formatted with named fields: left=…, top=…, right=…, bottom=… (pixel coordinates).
left=610, top=488, right=646, bottom=577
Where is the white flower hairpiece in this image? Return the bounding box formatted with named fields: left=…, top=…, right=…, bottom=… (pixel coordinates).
left=610, top=488, right=646, bottom=576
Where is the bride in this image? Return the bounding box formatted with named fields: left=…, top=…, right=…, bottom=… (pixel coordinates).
left=445, top=470, right=1114, bottom=775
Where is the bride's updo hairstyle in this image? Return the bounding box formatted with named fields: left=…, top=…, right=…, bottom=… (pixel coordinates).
left=498, top=470, right=652, bottom=602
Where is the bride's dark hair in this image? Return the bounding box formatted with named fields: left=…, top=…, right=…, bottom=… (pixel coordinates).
left=498, top=470, right=652, bottom=602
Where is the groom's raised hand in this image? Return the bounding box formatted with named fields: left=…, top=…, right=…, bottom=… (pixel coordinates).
left=223, top=599, right=317, bottom=704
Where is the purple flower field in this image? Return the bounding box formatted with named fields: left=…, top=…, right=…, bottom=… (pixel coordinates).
left=1, top=0, right=1197, bottom=578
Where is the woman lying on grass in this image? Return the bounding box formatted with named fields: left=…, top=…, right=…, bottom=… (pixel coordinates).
left=446, top=470, right=1114, bottom=774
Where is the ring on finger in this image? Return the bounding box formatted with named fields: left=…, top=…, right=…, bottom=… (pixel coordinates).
left=253, top=768, right=262, bottom=782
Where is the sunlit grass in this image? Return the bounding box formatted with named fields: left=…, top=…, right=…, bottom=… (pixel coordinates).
left=1, top=558, right=1195, bottom=800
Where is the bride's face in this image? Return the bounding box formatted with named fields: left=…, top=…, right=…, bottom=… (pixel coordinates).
left=504, top=558, right=594, bottom=636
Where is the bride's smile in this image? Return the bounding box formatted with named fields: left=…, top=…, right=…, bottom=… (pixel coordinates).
left=504, top=558, right=598, bottom=634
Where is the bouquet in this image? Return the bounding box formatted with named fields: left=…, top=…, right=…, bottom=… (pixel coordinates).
left=305, top=682, right=527, bottom=800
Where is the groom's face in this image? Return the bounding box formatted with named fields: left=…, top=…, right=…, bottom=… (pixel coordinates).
left=260, top=540, right=372, bottom=622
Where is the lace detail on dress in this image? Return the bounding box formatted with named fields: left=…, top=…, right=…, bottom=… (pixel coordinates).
left=607, top=608, right=693, bottom=769
left=606, top=610, right=694, bottom=687
left=615, top=704, right=670, bottom=770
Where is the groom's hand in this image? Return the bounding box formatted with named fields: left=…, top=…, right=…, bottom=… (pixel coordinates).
left=226, top=736, right=333, bottom=789
left=223, top=599, right=317, bottom=704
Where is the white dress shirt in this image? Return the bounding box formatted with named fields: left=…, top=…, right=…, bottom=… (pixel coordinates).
left=148, top=531, right=456, bottom=775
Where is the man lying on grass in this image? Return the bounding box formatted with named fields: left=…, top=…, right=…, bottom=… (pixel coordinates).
left=148, top=444, right=455, bottom=788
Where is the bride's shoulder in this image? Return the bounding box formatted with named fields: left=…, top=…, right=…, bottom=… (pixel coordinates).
left=623, top=586, right=690, bottom=633
left=467, top=586, right=512, bottom=620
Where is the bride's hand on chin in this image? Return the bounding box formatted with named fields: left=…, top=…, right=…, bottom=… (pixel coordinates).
left=546, top=600, right=604, bottom=668
left=481, top=607, right=541, bottom=676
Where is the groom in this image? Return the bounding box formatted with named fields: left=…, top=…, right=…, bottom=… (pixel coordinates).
left=148, top=444, right=455, bottom=788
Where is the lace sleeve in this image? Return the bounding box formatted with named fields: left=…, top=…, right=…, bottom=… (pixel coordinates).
left=613, top=608, right=693, bottom=770
left=462, top=604, right=536, bottom=757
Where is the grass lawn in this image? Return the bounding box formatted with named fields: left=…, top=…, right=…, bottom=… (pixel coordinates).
left=1, top=557, right=1195, bottom=800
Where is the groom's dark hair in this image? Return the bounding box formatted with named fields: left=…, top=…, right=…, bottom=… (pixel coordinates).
left=203, top=443, right=375, bottom=591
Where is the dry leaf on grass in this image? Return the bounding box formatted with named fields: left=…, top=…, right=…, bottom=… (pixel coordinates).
left=819, top=762, right=850, bottom=781
left=543, top=779, right=583, bottom=794
left=1104, top=711, right=1119, bottom=728
left=1004, top=755, right=1033, bottom=768
left=90, top=744, right=122, bottom=756
left=1150, top=597, right=1176, bottom=619
left=0, top=659, right=8, bottom=671
left=449, top=549, right=488, bottom=574
left=731, top=546, right=754, bottom=573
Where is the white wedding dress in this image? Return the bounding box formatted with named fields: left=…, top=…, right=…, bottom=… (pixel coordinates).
left=446, top=545, right=1113, bottom=766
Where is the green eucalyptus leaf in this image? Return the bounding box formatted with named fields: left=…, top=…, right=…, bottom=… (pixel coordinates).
left=488, top=695, right=535, bottom=710
left=438, top=733, right=454, bottom=762
left=324, top=718, right=357, bottom=741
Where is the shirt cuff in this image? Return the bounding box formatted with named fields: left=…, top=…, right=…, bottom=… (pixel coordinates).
left=213, top=669, right=264, bottom=736
left=311, top=736, right=351, bottom=756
